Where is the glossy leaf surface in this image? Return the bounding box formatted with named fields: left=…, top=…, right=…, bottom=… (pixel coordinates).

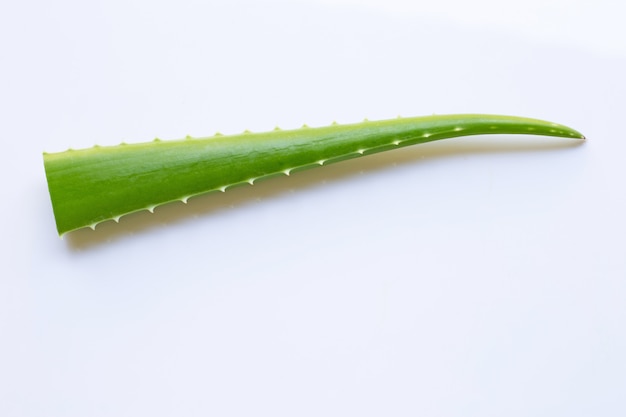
left=43, top=114, right=584, bottom=235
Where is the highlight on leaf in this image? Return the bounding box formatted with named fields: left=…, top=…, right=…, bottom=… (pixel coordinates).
left=43, top=114, right=585, bottom=235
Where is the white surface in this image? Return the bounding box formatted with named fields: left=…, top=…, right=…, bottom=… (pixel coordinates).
left=2, top=0, right=625, bottom=415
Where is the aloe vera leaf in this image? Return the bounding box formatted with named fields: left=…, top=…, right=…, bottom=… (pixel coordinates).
left=43, top=114, right=584, bottom=235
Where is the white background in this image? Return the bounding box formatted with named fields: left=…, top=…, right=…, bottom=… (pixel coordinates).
left=2, top=0, right=625, bottom=415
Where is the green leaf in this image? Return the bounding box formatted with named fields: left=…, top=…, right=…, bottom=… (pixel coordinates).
left=43, top=114, right=584, bottom=235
